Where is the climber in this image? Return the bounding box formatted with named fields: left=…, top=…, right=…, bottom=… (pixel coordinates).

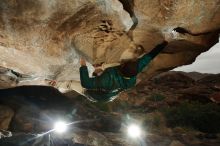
left=80, top=41, right=168, bottom=102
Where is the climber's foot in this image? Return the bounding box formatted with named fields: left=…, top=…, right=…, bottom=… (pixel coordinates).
left=164, top=28, right=186, bottom=42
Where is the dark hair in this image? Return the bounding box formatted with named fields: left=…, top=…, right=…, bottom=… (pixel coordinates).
left=92, top=72, right=98, bottom=77
left=119, top=60, right=138, bottom=78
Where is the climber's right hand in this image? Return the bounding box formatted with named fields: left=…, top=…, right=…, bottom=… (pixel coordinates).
left=80, top=58, right=86, bottom=66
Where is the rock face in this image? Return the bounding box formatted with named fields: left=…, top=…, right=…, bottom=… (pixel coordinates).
left=0, top=105, right=14, bottom=130
left=0, top=72, right=220, bottom=145
left=123, top=71, right=220, bottom=108
left=153, top=71, right=195, bottom=89
left=0, top=0, right=220, bottom=86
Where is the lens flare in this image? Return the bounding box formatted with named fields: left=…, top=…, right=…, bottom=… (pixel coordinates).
left=127, top=124, right=141, bottom=138
left=54, top=121, right=67, bottom=134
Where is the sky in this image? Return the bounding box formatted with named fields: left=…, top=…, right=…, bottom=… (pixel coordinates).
left=174, top=38, right=220, bottom=74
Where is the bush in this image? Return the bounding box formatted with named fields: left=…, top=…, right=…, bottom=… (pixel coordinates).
left=93, top=102, right=111, bottom=112
left=143, top=113, right=162, bottom=129
left=162, top=102, right=220, bottom=133
left=149, top=93, right=166, bottom=102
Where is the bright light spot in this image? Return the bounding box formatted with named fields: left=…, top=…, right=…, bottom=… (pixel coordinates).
left=127, top=124, right=141, bottom=138
left=54, top=121, right=67, bottom=134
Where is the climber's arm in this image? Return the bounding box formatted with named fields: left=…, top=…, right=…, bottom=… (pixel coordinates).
left=137, top=41, right=168, bottom=73
left=80, top=66, right=96, bottom=89
left=79, top=58, right=96, bottom=89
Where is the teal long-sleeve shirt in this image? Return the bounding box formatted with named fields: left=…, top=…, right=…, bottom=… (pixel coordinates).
left=80, top=41, right=167, bottom=102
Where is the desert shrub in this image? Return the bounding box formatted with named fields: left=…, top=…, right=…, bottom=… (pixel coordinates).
left=162, top=102, right=220, bottom=133
left=149, top=93, right=166, bottom=102
left=143, top=113, right=163, bottom=129
left=93, top=102, right=111, bottom=112
left=92, top=100, right=127, bottom=112
left=153, top=115, right=161, bottom=127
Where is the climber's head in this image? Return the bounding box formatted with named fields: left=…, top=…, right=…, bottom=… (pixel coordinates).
left=119, top=45, right=144, bottom=78
left=119, top=60, right=138, bottom=78
left=92, top=68, right=103, bottom=77
left=92, top=62, right=104, bottom=77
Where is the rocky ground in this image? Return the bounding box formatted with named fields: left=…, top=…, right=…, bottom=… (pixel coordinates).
left=0, top=71, right=220, bottom=146
left=0, top=0, right=219, bottom=83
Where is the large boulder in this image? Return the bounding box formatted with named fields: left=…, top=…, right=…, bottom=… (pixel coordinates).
left=0, top=0, right=219, bottom=87
left=0, top=105, right=14, bottom=130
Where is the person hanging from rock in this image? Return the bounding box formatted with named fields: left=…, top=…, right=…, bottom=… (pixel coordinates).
left=46, top=28, right=189, bottom=102
left=47, top=40, right=168, bottom=102
left=78, top=40, right=168, bottom=102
